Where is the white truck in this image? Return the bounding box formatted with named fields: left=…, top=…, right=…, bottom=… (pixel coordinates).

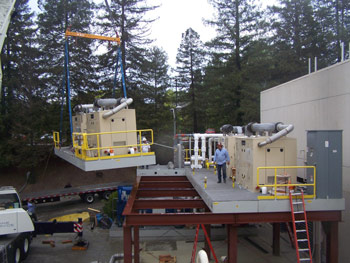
left=0, top=186, right=34, bottom=263
left=0, top=186, right=85, bottom=263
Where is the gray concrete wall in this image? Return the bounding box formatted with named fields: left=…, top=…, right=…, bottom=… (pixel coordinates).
left=261, top=60, right=350, bottom=262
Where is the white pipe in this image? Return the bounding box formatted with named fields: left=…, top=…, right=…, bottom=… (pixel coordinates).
left=314, top=57, right=317, bottom=72
left=258, top=123, right=294, bottom=147
left=191, top=133, right=223, bottom=169
left=308, top=58, right=311, bottom=74
left=196, top=250, right=209, bottom=263
left=208, top=137, right=213, bottom=161
left=102, top=98, right=133, bottom=119
left=201, top=136, right=206, bottom=163
left=341, top=42, right=345, bottom=61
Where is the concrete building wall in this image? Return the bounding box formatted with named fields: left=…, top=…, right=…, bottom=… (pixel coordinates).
left=261, top=60, right=350, bottom=262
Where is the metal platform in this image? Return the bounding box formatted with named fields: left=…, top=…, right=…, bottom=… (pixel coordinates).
left=135, top=165, right=345, bottom=214
left=187, top=168, right=345, bottom=213
left=54, top=147, right=156, bottom=171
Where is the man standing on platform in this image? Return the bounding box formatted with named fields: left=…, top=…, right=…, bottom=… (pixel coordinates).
left=214, top=143, right=230, bottom=183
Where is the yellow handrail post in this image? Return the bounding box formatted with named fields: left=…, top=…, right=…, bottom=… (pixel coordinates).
left=96, top=134, right=100, bottom=159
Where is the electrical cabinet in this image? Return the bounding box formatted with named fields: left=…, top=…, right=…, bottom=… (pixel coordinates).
left=72, top=113, right=87, bottom=133
left=307, top=130, right=342, bottom=198
left=235, top=136, right=297, bottom=192
left=224, top=136, right=239, bottom=178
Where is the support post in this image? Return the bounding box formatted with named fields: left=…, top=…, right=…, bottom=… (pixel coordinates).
left=227, top=224, right=238, bottom=263
left=326, top=221, right=338, bottom=263
left=134, top=226, right=140, bottom=263
left=204, top=224, right=211, bottom=260
left=272, top=223, right=280, bottom=256
left=123, top=225, right=132, bottom=263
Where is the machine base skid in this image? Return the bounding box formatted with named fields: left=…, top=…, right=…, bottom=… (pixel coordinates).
left=54, top=147, right=156, bottom=171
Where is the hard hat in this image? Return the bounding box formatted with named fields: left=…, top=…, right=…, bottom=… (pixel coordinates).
left=142, top=137, right=147, bottom=141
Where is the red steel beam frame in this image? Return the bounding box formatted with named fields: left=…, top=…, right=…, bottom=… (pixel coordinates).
left=124, top=211, right=341, bottom=226
left=137, top=189, right=199, bottom=198
left=133, top=199, right=208, bottom=210
left=123, top=176, right=342, bottom=263
left=140, top=176, right=187, bottom=181
left=139, top=181, right=194, bottom=188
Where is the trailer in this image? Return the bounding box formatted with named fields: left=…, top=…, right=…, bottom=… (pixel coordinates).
left=20, top=182, right=128, bottom=205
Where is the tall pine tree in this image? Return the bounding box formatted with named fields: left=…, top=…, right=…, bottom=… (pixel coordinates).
left=175, top=28, right=205, bottom=133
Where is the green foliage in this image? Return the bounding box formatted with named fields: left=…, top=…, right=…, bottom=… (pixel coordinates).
left=2, top=0, right=350, bottom=168
left=102, top=191, right=118, bottom=219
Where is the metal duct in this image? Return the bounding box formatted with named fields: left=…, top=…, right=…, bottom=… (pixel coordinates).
left=73, top=104, right=94, bottom=113
left=102, top=98, right=133, bottom=119
left=258, top=123, right=294, bottom=147
left=94, top=98, right=125, bottom=108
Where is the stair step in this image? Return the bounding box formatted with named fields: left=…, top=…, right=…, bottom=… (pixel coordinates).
left=295, top=220, right=306, bottom=223
left=297, top=239, right=309, bottom=242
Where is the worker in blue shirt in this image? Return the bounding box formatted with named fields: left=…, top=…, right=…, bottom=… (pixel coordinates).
left=214, top=143, right=230, bottom=183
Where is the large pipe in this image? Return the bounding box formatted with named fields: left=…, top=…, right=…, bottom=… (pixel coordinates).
left=73, top=104, right=94, bottom=113
left=191, top=133, right=223, bottom=169
left=102, top=98, right=133, bottom=119
left=258, top=123, right=294, bottom=147
left=95, top=98, right=125, bottom=108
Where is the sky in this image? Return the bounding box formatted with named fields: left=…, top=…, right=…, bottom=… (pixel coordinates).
left=28, top=0, right=275, bottom=67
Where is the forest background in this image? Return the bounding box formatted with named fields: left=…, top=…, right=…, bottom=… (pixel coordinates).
left=1, top=0, right=350, bottom=169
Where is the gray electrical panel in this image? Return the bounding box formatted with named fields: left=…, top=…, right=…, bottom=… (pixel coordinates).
left=307, top=130, right=342, bottom=199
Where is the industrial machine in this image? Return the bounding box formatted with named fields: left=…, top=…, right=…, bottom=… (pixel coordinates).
left=73, top=98, right=137, bottom=157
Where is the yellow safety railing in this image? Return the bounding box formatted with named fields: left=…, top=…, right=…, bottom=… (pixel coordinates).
left=256, top=166, right=316, bottom=200
left=55, top=129, right=154, bottom=161
left=53, top=132, right=60, bottom=148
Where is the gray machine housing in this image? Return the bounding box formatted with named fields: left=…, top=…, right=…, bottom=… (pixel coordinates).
left=307, top=130, right=343, bottom=198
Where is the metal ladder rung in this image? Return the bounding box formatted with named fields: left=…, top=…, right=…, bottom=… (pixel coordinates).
left=299, top=258, right=311, bottom=261
left=294, top=211, right=304, bottom=214
left=298, top=248, right=310, bottom=252
left=296, top=229, right=306, bottom=233
left=293, top=201, right=303, bottom=205
left=295, top=220, right=305, bottom=223
left=297, top=239, right=309, bottom=242
left=291, top=193, right=302, bottom=196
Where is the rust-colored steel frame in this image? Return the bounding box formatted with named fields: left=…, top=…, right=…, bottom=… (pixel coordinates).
left=122, top=176, right=341, bottom=263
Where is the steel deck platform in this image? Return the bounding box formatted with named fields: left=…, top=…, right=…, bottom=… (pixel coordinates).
left=138, top=166, right=345, bottom=214
left=54, top=147, right=156, bottom=171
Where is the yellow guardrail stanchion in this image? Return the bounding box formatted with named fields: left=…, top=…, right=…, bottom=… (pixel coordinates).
left=256, top=166, right=316, bottom=200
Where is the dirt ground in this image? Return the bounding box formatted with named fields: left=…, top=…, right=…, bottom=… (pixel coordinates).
left=0, top=156, right=136, bottom=194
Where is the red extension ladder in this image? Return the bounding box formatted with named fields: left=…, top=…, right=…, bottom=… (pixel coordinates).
left=289, top=189, right=313, bottom=262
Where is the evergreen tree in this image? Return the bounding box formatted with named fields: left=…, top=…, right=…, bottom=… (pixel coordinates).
left=97, top=0, right=159, bottom=99
left=205, top=0, right=263, bottom=126
left=37, top=0, right=97, bottom=101
left=136, top=46, right=171, bottom=135
left=0, top=0, right=49, bottom=168
left=312, top=0, right=350, bottom=64
left=269, top=0, right=320, bottom=82
left=175, top=28, right=205, bottom=133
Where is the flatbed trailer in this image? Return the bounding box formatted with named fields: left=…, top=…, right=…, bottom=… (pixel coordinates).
left=21, top=182, right=128, bottom=204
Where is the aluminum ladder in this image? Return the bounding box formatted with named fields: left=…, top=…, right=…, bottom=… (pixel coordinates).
left=289, top=189, right=313, bottom=262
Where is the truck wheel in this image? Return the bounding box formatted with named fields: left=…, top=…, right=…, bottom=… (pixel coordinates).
left=14, top=242, right=22, bottom=263
left=84, top=193, right=95, bottom=204
left=103, top=191, right=111, bottom=200
left=21, top=235, right=31, bottom=259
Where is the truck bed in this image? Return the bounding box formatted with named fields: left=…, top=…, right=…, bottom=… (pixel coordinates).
left=20, top=182, right=129, bottom=202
